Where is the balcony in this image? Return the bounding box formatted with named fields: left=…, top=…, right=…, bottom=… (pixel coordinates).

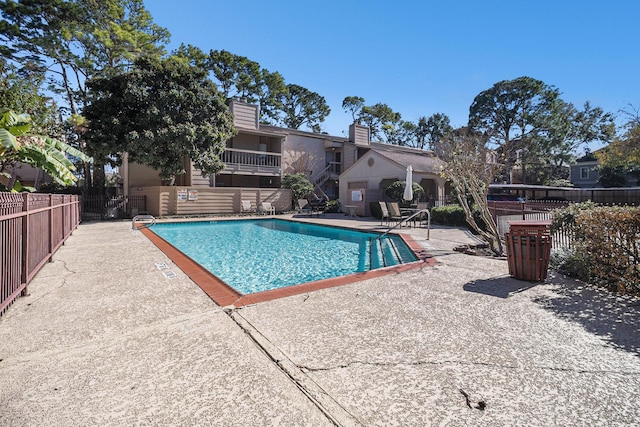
left=220, top=148, right=282, bottom=176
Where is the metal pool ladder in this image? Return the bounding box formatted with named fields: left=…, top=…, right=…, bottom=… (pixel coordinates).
left=131, top=214, right=156, bottom=230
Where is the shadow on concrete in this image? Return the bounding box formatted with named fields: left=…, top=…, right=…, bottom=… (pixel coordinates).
left=463, top=276, right=538, bottom=299
left=533, top=273, right=640, bottom=357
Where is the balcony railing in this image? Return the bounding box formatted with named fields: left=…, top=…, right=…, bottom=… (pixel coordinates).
left=220, top=148, right=281, bottom=175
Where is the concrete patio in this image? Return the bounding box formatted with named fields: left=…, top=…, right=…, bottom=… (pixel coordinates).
left=1, top=214, right=639, bottom=426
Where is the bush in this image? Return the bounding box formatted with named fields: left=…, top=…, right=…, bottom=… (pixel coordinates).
left=370, top=202, right=383, bottom=219
left=281, top=173, right=314, bottom=207
left=325, top=200, right=340, bottom=213
left=384, top=180, right=424, bottom=203
left=430, top=204, right=487, bottom=230
left=577, top=205, right=640, bottom=294
left=551, top=202, right=640, bottom=295
left=431, top=205, right=467, bottom=226
left=549, top=247, right=592, bottom=282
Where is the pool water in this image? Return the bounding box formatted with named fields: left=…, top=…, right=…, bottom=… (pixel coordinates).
left=151, top=219, right=416, bottom=295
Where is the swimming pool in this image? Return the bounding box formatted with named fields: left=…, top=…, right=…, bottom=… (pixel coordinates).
left=150, top=219, right=417, bottom=295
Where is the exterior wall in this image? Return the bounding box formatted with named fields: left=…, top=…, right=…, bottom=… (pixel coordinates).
left=129, top=162, right=163, bottom=187
left=339, top=152, right=401, bottom=215
left=570, top=160, right=600, bottom=188
left=342, top=142, right=359, bottom=172
left=4, top=163, right=53, bottom=188
left=282, top=134, right=326, bottom=175
left=339, top=151, right=446, bottom=215
left=129, top=186, right=291, bottom=217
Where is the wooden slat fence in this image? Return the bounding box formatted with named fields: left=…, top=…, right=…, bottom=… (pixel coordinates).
left=0, top=192, right=80, bottom=315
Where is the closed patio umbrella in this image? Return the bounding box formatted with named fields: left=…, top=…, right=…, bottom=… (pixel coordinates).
left=403, top=165, right=413, bottom=202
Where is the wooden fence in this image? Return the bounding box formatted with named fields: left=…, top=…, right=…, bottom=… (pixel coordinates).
left=0, top=193, right=81, bottom=314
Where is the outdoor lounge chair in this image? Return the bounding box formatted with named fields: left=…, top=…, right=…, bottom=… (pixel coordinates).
left=241, top=200, right=256, bottom=214
left=298, top=199, right=313, bottom=216
left=260, top=202, right=275, bottom=215
left=387, top=202, right=409, bottom=226
left=378, top=201, right=391, bottom=226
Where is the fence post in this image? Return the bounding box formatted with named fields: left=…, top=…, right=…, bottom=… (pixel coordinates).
left=49, top=194, right=54, bottom=259
left=21, top=192, right=30, bottom=296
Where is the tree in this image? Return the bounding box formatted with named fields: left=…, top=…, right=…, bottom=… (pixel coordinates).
left=358, top=102, right=401, bottom=142
left=1, top=109, right=89, bottom=191
left=439, top=127, right=504, bottom=255
left=596, top=104, right=640, bottom=177
left=415, top=113, right=453, bottom=151
left=0, top=60, right=61, bottom=137
left=285, top=144, right=318, bottom=175
left=534, top=100, right=615, bottom=184
left=342, top=96, right=365, bottom=122
left=1, top=0, right=170, bottom=190
left=276, top=84, right=330, bottom=132
left=282, top=173, right=314, bottom=205
left=469, top=76, right=559, bottom=183
left=84, top=56, right=236, bottom=182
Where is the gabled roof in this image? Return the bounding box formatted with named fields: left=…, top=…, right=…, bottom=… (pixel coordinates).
left=367, top=143, right=444, bottom=174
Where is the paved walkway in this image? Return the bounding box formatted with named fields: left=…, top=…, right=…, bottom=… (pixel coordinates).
left=1, top=215, right=639, bottom=426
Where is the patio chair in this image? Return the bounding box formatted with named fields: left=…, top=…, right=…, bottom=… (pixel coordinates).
left=378, top=201, right=391, bottom=226
left=387, top=202, right=409, bottom=226
left=260, top=201, right=276, bottom=215
left=241, top=200, right=256, bottom=214
left=298, top=199, right=313, bottom=216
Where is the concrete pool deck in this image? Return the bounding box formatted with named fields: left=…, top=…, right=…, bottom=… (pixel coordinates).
left=1, top=214, right=639, bottom=425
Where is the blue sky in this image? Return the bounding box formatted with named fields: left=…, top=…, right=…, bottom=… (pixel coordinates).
left=144, top=1, right=638, bottom=152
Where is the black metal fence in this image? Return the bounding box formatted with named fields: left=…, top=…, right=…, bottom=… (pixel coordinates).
left=82, top=195, right=146, bottom=220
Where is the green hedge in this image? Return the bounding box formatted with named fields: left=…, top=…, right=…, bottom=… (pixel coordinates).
left=551, top=203, right=640, bottom=295
left=431, top=205, right=468, bottom=226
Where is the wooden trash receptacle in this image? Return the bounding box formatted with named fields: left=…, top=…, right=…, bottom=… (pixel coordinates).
left=505, top=220, right=552, bottom=282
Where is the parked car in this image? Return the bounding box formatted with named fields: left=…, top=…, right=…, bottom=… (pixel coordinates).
left=487, top=194, right=525, bottom=202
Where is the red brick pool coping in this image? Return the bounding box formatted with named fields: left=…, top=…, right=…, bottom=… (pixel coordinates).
left=140, top=222, right=435, bottom=308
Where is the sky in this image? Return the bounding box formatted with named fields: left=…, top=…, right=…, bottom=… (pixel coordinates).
left=144, top=1, right=639, bottom=152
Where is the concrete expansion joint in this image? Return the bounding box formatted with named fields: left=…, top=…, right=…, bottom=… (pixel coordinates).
left=228, top=311, right=364, bottom=427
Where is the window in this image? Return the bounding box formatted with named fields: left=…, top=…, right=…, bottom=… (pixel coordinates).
left=580, top=167, right=589, bottom=179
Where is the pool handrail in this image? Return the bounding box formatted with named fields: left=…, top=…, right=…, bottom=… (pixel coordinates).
left=132, top=214, right=156, bottom=230
left=377, top=208, right=430, bottom=240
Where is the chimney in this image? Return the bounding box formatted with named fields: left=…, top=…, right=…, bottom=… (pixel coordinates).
left=349, top=123, right=370, bottom=145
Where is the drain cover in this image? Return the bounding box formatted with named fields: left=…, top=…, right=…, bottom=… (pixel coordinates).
left=162, top=271, right=177, bottom=279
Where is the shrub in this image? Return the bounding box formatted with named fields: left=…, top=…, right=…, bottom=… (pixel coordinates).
left=431, top=205, right=467, bottom=226
left=431, top=204, right=487, bottom=230
left=384, top=180, right=425, bottom=203
left=551, top=202, right=640, bottom=295
left=325, top=200, right=340, bottom=213
left=281, top=173, right=314, bottom=207
left=577, top=206, right=640, bottom=294
left=549, top=247, right=591, bottom=282
left=370, top=202, right=383, bottom=219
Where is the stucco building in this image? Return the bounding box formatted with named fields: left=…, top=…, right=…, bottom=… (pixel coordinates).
left=124, top=101, right=448, bottom=216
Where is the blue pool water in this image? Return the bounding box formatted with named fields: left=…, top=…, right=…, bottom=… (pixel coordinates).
left=151, top=219, right=416, bottom=294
